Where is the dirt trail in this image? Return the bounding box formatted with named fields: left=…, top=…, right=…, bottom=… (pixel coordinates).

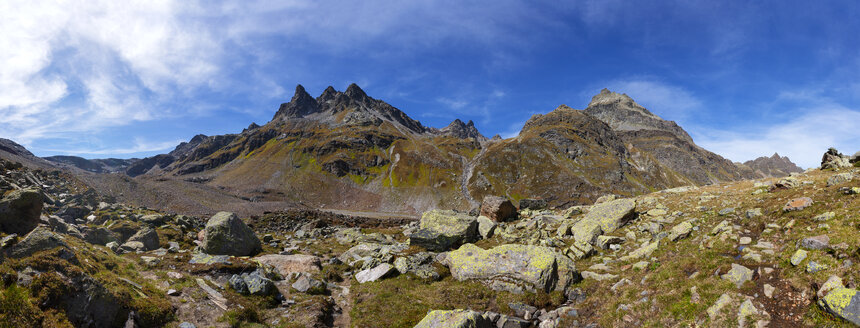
left=459, top=144, right=490, bottom=209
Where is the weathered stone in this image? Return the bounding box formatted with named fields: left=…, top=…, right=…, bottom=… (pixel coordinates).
left=821, top=148, right=851, bottom=170
left=738, top=299, right=758, bottom=327
left=0, top=188, right=43, bottom=235
left=718, top=207, right=735, bottom=216
left=126, top=226, right=159, bottom=251
left=189, top=253, right=233, bottom=265
left=764, top=284, right=775, bottom=298
left=292, top=274, right=325, bottom=294
left=721, top=263, right=753, bottom=288
left=790, top=249, right=808, bottom=266
left=783, top=197, right=813, bottom=212
left=801, top=235, right=830, bottom=250
left=807, top=261, right=827, bottom=273
left=4, top=225, right=70, bottom=258
left=595, top=235, right=624, bottom=250
left=619, top=241, right=659, bottom=262
left=394, top=252, right=439, bottom=280
left=770, top=177, right=800, bottom=191
left=355, top=263, right=395, bottom=283
left=414, top=309, right=492, bottom=328
left=446, top=243, right=579, bottom=294
left=827, top=173, right=853, bottom=186
left=82, top=227, right=118, bottom=245
left=243, top=271, right=275, bottom=295
left=571, top=198, right=636, bottom=245
left=411, top=210, right=478, bottom=251
left=819, top=288, right=860, bottom=325
left=480, top=196, right=517, bottom=222
left=118, top=241, right=146, bottom=253
left=813, top=212, right=836, bottom=222
left=200, top=212, right=261, bottom=256
left=745, top=208, right=763, bottom=219
left=140, top=214, right=167, bottom=226
left=519, top=199, right=547, bottom=211
left=477, top=216, right=497, bottom=239
left=228, top=274, right=249, bottom=294
left=707, top=293, right=732, bottom=319
left=818, top=276, right=844, bottom=298
left=254, top=254, right=321, bottom=276
left=667, top=221, right=693, bottom=241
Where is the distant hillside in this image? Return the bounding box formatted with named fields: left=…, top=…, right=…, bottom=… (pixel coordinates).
left=88, top=84, right=762, bottom=214
left=43, top=155, right=137, bottom=173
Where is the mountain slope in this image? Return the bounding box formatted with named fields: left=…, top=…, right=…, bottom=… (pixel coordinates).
left=739, top=153, right=804, bottom=178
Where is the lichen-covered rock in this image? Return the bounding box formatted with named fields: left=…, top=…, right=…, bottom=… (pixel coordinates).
left=667, top=221, right=693, bottom=241
left=200, top=212, right=261, bottom=256
left=619, top=240, right=659, bottom=262
left=0, top=188, right=43, bottom=235
left=292, top=274, right=325, bottom=294
left=414, top=309, right=492, bottom=328
left=790, top=249, right=808, bottom=266
left=394, top=252, right=440, bottom=280
left=571, top=198, right=636, bottom=245
left=801, top=235, right=830, bottom=250
left=819, top=288, right=860, bottom=325
left=476, top=216, right=496, bottom=239
left=770, top=176, right=800, bottom=191
left=338, top=242, right=406, bottom=269
left=445, top=243, right=579, bottom=294
left=821, top=148, right=851, bottom=170
left=140, top=214, right=167, bottom=226
left=707, top=293, right=732, bottom=319
left=827, top=173, right=853, bottom=186
left=410, top=210, right=478, bottom=251
left=722, top=263, right=753, bottom=288
left=480, top=196, right=517, bottom=222
left=189, top=253, right=233, bottom=265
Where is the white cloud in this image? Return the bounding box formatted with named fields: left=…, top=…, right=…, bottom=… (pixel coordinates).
left=694, top=105, right=860, bottom=169
left=35, top=137, right=183, bottom=156
left=437, top=98, right=469, bottom=110
left=601, top=79, right=702, bottom=123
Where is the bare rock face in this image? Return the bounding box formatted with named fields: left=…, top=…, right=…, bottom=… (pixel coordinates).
left=0, top=188, right=43, bottom=235
left=821, top=148, right=851, bottom=170
left=742, top=153, right=804, bottom=178
left=480, top=196, right=517, bottom=222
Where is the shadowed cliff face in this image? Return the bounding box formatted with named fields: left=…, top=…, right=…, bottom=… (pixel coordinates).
left=34, top=85, right=786, bottom=215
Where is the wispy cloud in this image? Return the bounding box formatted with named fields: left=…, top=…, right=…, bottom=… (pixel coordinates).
left=34, top=137, right=183, bottom=156
left=694, top=105, right=860, bottom=169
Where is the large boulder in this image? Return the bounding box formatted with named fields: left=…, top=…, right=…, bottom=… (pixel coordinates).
left=410, top=210, right=478, bottom=251
left=480, top=196, right=517, bottom=222
left=414, top=310, right=493, bottom=328
left=445, top=243, right=580, bottom=294
left=571, top=198, right=636, bottom=245
left=821, top=148, right=851, bottom=170
left=0, top=188, right=43, bottom=235
left=126, top=226, right=160, bottom=251
left=200, top=212, right=261, bottom=256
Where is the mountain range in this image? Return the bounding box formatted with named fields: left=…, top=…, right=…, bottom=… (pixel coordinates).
left=4, top=84, right=802, bottom=215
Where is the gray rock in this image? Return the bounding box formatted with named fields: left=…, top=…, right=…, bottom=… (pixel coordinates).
left=292, top=274, right=325, bottom=294
left=394, top=252, right=439, bottom=280
left=188, top=253, right=233, bottom=265
left=477, top=216, right=497, bottom=239
left=667, top=221, right=693, bottom=241
left=571, top=198, right=636, bottom=245
left=745, top=208, right=763, bottom=219
left=519, top=199, right=547, bottom=211
left=127, top=226, right=159, bottom=251
left=140, top=214, right=167, bottom=226
left=0, top=188, right=43, bottom=235
left=106, top=241, right=119, bottom=253
left=595, top=235, right=624, bottom=250
left=200, top=212, right=261, bottom=256
left=5, top=225, right=71, bottom=258
left=228, top=274, right=249, bottom=294
left=243, top=271, right=275, bottom=296
left=355, top=263, right=395, bottom=283
left=790, top=249, right=807, bottom=266
left=118, top=241, right=146, bottom=253
left=718, top=207, right=735, bottom=216
left=82, top=227, right=118, bottom=245
left=801, top=235, right=830, bottom=250
left=178, top=323, right=197, bottom=328
left=807, top=261, right=827, bottom=273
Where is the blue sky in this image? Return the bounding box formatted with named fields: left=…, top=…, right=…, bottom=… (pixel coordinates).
left=1, top=1, right=859, bottom=168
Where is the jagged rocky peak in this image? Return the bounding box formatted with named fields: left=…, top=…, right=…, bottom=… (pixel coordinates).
left=272, top=84, right=321, bottom=121
left=439, top=119, right=486, bottom=140
left=584, top=88, right=695, bottom=144
left=344, top=83, right=368, bottom=100
left=742, top=152, right=803, bottom=177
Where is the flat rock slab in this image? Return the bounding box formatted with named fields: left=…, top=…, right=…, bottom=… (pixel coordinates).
left=783, top=197, right=813, bottom=211
left=189, top=253, right=233, bottom=265
left=414, top=309, right=492, bottom=328
left=355, top=263, right=395, bottom=283
left=571, top=198, right=636, bottom=245
left=254, top=254, right=321, bottom=276
left=801, top=235, right=830, bottom=250
left=820, top=288, right=860, bottom=325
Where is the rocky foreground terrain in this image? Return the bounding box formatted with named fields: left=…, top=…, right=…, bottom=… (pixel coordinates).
left=1, top=143, right=859, bottom=327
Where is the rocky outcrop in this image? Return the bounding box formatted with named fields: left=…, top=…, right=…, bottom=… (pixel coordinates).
left=438, top=119, right=486, bottom=141
left=200, top=212, right=261, bottom=256
left=571, top=198, right=636, bottom=245
left=821, top=148, right=852, bottom=170
left=414, top=310, right=492, bottom=328
left=0, top=188, right=43, bottom=235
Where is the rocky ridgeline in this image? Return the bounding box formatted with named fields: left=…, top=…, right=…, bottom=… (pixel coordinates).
left=0, top=148, right=859, bottom=327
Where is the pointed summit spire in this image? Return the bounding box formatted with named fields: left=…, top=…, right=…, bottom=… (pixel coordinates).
left=272, top=84, right=320, bottom=121
left=319, top=86, right=338, bottom=102
left=345, top=83, right=368, bottom=100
